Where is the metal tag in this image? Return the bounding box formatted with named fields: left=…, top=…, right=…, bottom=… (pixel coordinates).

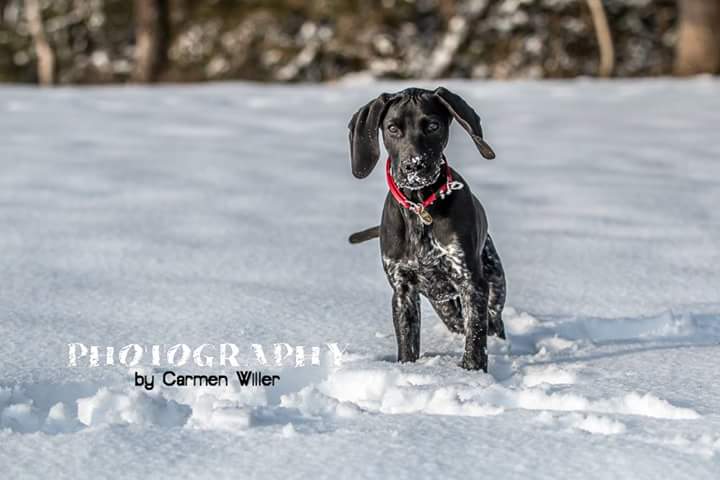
left=417, top=209, right=433, bottom=225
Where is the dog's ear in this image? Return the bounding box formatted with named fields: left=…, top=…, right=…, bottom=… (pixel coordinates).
left=433, top=87, right=496, bottom=160
left=348, top=93, right=392, bottom=178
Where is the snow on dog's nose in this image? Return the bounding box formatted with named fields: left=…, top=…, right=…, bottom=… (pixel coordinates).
left=403, top=154, right=427, bottom=171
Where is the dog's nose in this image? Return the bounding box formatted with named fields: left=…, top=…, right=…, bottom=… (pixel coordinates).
left=404, top=155, right=427, bottom=171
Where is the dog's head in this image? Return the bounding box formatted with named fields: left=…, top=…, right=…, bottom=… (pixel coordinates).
left=348, top=87, right=495, bottom=189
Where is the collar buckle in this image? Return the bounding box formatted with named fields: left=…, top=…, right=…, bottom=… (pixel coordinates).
left=447, top=180, right=464, bottom=191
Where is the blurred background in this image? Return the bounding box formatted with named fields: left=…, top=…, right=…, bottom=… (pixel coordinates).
left=0, top=0, right=718, bottom=85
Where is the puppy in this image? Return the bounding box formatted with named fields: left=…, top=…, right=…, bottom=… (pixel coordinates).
left=348, top=87, right=506, bottom=372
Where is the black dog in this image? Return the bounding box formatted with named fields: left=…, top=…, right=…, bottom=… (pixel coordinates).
left=348, top=87, right=506, bottom=372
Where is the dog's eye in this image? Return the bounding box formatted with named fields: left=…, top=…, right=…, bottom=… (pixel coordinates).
left=427, top=121, right=440, bottom=132
left=387, top=124, right=400, bottom=134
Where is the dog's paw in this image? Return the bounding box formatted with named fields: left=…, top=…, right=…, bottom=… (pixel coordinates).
left=398, top=353, right=420, bottom=364
left=460, top=354, right=487, bottom=372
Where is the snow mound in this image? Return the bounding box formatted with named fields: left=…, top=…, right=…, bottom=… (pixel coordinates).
left=0, top=306, right=707, bottom=437
left=77, top=387, right=191, bottom=428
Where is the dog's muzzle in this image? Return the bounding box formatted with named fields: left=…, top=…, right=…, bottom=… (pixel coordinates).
left=396, top=156, right=445, bottom=190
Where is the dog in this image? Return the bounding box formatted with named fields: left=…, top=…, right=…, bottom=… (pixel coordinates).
left=347, top=87, right=506, bottom=372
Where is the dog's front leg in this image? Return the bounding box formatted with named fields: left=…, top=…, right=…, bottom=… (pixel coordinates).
left=459, top=279, right=489, bottom=372
left=390, top=278, right=421, bottom=363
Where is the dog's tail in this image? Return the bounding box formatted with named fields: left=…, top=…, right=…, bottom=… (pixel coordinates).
left=348, top=225, right=380, bottom=244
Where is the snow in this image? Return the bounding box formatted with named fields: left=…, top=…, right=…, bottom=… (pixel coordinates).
left=1, top=78, right=720, bottom=479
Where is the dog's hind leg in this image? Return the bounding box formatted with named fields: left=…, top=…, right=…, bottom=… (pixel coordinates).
left=430, top=298, right=464, bottom=334
left=482, top=234, right=506, bottom=340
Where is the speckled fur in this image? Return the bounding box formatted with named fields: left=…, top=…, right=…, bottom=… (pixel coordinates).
left=380, top=191, right=506, bottom=372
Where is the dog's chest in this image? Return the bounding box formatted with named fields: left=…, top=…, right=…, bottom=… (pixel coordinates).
left=385, top=227, right=470, bottom=302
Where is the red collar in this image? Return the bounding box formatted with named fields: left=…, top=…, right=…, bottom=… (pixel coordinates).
left=385, top=156, right=463, bottom=225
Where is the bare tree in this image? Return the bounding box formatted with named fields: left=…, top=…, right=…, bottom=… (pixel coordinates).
left=675, top=0, right=720, bottom=75
left=586, top=0, right=614, bottom=77
left=24, top=0, right=55, bottom=85
left=132, top=0, right=169, bottom=82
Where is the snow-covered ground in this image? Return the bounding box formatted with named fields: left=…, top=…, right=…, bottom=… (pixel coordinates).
left=1, top=79, right=719, bottom=479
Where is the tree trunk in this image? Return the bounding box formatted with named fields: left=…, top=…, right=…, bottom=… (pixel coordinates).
left=24, top=0, right=55, bottom=86
left=132, top=0, right=169, bottom=83
left=424, top=0, right=489, bottom=79
left=675, top=0, right=720, bottom=75
left=586, top=0, right=615, bottom=78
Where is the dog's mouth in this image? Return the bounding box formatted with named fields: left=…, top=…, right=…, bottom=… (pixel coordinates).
left=394, top=161, right=444, bottom=190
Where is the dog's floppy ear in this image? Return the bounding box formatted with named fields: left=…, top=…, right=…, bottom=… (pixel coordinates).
left=434, top=87, right=495, bottom=160
left=348, top=93, right=392, bottom=178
